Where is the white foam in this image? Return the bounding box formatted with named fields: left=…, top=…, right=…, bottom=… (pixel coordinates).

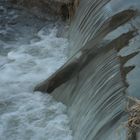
left=0, top=26, right=72, bottom=140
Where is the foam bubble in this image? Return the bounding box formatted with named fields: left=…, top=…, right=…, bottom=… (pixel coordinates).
left=0, top=23, right=72, bottom=140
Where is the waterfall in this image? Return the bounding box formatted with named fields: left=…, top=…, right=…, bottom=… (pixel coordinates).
left=35, top=0, right=140, bottom=140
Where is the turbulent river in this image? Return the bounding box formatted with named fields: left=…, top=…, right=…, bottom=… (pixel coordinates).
left=0, top=1, right=73, bottom=140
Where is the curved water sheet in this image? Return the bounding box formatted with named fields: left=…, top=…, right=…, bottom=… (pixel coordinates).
left=35, top=0, right=140, bottom=140
left=0, top=2, right=72, bottom=140
left=104, top=0, right=140, bottom=98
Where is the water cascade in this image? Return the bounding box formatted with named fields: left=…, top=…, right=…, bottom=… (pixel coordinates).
left=35, top=0, right=140, bottom=140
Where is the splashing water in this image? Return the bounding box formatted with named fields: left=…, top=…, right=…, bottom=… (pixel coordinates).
left=0, top=2, right=72, bottom=140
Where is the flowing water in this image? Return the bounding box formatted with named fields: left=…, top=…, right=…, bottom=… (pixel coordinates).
left=46, top=0, right=140, bottom=140
left=0, top=1, right=72, bottom=140
left=1, top=0, right=140, bottom=140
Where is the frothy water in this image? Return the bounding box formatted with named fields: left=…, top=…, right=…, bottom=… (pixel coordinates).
left=0, top=2, right=72, bottom=140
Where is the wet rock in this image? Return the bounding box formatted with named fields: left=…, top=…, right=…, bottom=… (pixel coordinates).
left=9, top=0, right=80, bottom=20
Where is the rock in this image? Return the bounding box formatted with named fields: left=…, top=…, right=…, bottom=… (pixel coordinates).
left=9, top=0, right=80, bottom=20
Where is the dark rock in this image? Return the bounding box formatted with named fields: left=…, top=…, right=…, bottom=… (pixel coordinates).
left=9, top=0, right=79, bottom=20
